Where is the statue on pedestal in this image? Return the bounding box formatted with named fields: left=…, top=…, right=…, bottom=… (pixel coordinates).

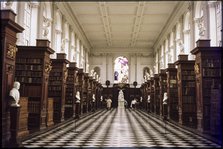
left=76, top=91, right=80, bottom=103
left=9, top=81, right=20, bottom=107
left=118, top=90, right=125, bottom=108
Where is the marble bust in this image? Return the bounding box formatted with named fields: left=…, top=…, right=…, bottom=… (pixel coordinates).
left=163, top=92, right=168, bottom=105
left=76, top=91, right=80, bottom=103
left=92, top=94, right=96, bottom=102
left=9, top=81, right=20, bottom=107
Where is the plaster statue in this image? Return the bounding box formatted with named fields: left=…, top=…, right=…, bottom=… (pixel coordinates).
left=100, top=96, right=103, bottom=101
left=76, top=91, right=80, bottom=103
left=9, top=81, right=20, bottom=107
left=92, top=94, right=96, bottom=102
left=147, top=95, right=150, bottom=103
left=163, top=92, right=168, bottom=105
left=118, top=90, right=125, bottom=101
left=145, top=70, right=151, bottom=80
left=140, top=97, right=143, bottom=102
left=93, top=72, right=96, bottom=79
left=90, top=69, right=94, bottom=77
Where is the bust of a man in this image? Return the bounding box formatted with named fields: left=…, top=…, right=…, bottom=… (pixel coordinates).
left=163, top=92, right=168, bottom=105
left=147, top=95, right=150, bottom=103
left=92, top=94, right=95, bottom=102
left=76, top=91, right=80, bottom=103
left=9, top=81, right=20, bottom=107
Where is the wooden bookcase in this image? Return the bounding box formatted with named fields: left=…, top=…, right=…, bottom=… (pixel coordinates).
left=76, top=68, right=84, bottom=115
left=146, top=80, right=151, bottom=112
left=175, top=54, right=197, bottom=128
left=150, top=77, right=155, bottom=113
left=64, top=62, right=78, bottom=120
left=154, top=74, right=160, bottom=115
left=1, top=10, right=24, bottom=147
left=83, top=73, right=89, bottom=113
left=15, top=39, right=54, bottom=131
left=46, top=98, right=54, bottom=127
left=18, top=97, right=29, bottom=139
left=191, top=40, right=222, bottom=136
left=48, top=53, right=69, bottom=124
left=166, top=63, right=178, bottom=122
left=159, top=69, right=167, bottom=117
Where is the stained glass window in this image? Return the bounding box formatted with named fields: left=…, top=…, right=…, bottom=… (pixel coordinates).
left=114, top=56, right=129, bottom=83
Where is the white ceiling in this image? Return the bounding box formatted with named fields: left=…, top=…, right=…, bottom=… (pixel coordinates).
left=68, top=1, right=178, bottom=49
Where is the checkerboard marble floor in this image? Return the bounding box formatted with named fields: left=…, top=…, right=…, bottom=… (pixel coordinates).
left=22, top=108, right=222, bottom=148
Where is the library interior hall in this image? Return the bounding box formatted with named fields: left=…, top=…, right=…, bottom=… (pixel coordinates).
left=1, top=1, right=222, bottom=148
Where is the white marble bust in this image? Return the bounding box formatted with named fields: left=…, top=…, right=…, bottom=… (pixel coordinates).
left=147, top=95, right=150, bottom=103
left=9, top=81, right=20, bottom=107
left=76, top=91, right=80, bottom=103
left=163, top=92, right=168, bottom=105
left=92, top=94, right=95, bottom=102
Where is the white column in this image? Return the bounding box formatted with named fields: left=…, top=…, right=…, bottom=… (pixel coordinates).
left=30, top=2, right=39, bottom=46
left=16, top=2, right=25, bottom=45
left=208, top=1, right=217, bottom=46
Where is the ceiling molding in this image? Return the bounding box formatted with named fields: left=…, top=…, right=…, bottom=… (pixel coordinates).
left=153, top=1, right=189, bottom=52
left=130, top=2, right=146, bottom=47
left=98, top=2, right=112, bottom=46
left=56, top=2, right=92, bottom=52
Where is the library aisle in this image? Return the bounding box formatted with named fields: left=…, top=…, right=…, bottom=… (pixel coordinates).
left=22, top=108, right=221, bottom=148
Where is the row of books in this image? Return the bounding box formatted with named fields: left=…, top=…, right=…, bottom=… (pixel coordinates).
left=202, top=68, right=221, bottom=77
left=15, top=77, right=42, bottom=83
left=16, top=64, right=42, bottom=71
left=203, top=59, right=220, bottom=67
left=17, top=58, right=42, bottom=64
left=15, top=71, right=42, bottom=77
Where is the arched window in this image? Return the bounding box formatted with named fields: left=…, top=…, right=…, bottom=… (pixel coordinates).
left=114, top=56, right=129, bottom=84
left=24, top=2, right=31, bottom=45
left=54, top=10, right=62, bottom=54
left=169, top=32, right=174, bottom=62
left=184, top=11, right=191, bottom=54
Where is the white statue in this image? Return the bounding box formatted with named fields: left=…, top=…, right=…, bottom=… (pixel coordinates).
left=118, top=90, right=124, bottom=101
left=76, top=91, right=80, bottom=103
left=140, top=97, right=143, bottom=102
left=93, top=72, right=96, bottom=79
left=92, top=94, right=95, bottom=102
left=90, top=69, right=94, bottom=77
left=163, top=92, right=168, bottom=105
left=147, top=95, right=150, bottom=103
left=9, top=81, right=20, bottom=107
left=100, top=96, right=103, bottom=101
left=145, top=70, right=151, bottom=80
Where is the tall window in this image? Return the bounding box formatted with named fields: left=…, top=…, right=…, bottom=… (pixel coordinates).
left=114, top=56, right=129, bottom=84
left=24, top=2, right=31, bottom=45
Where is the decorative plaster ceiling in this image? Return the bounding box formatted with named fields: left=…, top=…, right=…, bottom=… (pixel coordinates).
left=68, top=1, right=178, bottom=49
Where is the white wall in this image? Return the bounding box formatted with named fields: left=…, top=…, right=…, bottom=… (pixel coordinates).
left=89, top=51, right=154, bottom=87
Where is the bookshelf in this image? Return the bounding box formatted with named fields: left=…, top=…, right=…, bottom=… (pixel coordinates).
left=1, top=10, right=24, bottom=147
left=159, top=69, right=167, bottom=117
left=76, top=68, right=84, bottom=116
left=166, top=63, right=178, bottom=122
left=154, top=74, right=160, bottom=115
left=18, top=97, right=29, bottom=139
left=175, top=54, right=197, bottom=128
left=150, top=77, right=155, bottom=113
left=46, top=98, right=54, bottom=127
left=146, top=80, right=151, bottom=112
left=64, top=62, right=78, bottom=120
left=191, top=40, right=222, bottom=135
left=15, top=39, right=54, bottom=131
left=83, top=73, right=89, bottom=113
left=48, top=53, right=69, bottom=124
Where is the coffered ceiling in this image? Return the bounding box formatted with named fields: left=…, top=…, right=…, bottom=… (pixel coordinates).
left=67, top=1, right=179, bottom=49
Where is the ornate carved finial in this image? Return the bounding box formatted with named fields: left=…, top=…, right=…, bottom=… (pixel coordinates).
left=7, top=44, right=17, bottom=59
